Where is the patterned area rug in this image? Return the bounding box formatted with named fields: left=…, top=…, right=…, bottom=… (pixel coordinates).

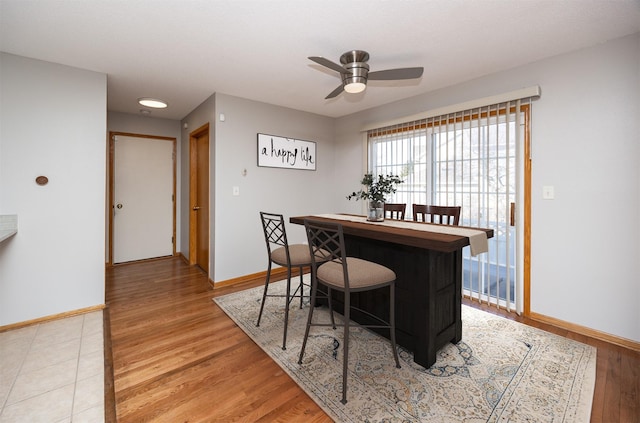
left=213, top=278, right=596, bottom=422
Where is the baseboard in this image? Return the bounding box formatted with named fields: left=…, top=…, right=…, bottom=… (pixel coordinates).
left=529, top=311, right=640, bottom=353
left=0, top=304, right=106, bottom=333
left=213, top=267, right=309, bottom=289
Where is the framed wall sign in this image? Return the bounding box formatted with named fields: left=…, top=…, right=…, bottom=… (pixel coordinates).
left=257, top=133, right=316, bottom=171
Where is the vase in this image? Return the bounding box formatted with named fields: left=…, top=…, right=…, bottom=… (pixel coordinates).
left=367, top=200, right=384, bottom=222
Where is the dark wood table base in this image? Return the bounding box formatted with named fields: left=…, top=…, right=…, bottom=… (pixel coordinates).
left=291, top=215, right=492, bottom=369
left=326, top=234, right=462, bottom=369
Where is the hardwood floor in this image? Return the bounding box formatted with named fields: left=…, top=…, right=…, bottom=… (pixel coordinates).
left=106, top=257, right=328, bottom=422
left=106, top=257, right=639, bottom=422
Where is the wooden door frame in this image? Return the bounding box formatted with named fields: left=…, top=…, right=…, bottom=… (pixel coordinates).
left=107, top=131, right=177, bottom=266
left=188, top=123, right=210, bottom=268
left=523, top=106, right=532, bottom=317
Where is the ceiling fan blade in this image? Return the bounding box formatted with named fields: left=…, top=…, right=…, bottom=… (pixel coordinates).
left=325, top=85, right=344, bottom=99
left=368, top=67, right=424, bottom=80
left=309, top=56, right=350, bottom=74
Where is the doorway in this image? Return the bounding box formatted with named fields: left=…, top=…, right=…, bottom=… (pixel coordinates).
left=189, top=123, right=210, bottom=273
left=108, top=132, right=176, bottom=264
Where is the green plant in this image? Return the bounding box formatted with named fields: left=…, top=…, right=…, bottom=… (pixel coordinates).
left=346, top=173, right=404, bottom=203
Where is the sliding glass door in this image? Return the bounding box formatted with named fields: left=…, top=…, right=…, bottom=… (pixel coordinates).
left=369, top=103, right=530, bottom=312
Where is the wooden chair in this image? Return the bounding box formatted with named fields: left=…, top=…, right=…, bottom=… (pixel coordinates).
left=257, top=212, right=314, bottom=350
left=384, top=203, right=406, bottom=220
left=299, top=219, right=400, bottom=404
left=412, top=204, right=461, bottom=225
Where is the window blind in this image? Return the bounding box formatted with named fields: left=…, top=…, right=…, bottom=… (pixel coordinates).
left=368, top=97, right=534, bottom=313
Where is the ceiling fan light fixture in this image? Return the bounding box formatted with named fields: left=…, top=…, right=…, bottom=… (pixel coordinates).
left=342, top=73, right=367, bottom=94
left=344, top=81, right=366, bottom=94
left=137, top=97, right=168, bottom=109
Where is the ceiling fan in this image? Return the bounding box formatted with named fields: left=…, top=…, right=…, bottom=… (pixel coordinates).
left=308, top=50, right=424, bottom=99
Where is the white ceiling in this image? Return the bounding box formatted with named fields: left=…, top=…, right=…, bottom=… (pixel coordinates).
left=1, top=0, right=639, bottom=120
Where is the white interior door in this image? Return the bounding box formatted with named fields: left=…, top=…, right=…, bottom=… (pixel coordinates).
left=113, top=135, right=174, bottom=263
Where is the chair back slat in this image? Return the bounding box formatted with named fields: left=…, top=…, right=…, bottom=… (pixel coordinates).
left=384, top=203, right=406, bottom=220
left=412, top=204, right=461, bottom=225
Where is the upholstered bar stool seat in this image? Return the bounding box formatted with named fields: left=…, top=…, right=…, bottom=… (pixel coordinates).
left=317, top=258, right=396, bottom=289
left=270, top=244, right=313, bottom=267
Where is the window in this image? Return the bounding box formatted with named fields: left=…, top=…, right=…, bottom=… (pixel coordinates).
left=368, top=102, right=531, bottom=312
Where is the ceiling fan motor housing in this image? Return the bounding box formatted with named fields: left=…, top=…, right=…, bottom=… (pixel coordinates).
left=342, top=61, right=369, bottom=86
left=340, top=50, right=370, bottom=89
left=340, top=50, right=370, bottom=64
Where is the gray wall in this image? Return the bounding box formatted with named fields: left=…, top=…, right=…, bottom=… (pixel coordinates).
left=0, top=53, right=106, bottom=325
left=182, top=93, right=335, bottom=282
left=333, top=33, right=640, bottom=342
left=2, top=32, right=637, bottom=344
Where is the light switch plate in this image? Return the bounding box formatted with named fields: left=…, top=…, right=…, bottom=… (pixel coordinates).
left=232, top=186, right=240, bottom=196
left=542, top=185, right=555, bottom=200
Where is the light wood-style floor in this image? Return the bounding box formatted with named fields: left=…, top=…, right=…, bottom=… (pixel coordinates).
left=105, top=257, right=639, bottom=422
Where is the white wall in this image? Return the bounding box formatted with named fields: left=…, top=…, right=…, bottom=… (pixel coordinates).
left=107, top=112, right=182, bottom=260
left=182, top=93, right=336, bottom=282
left=0, top=53, right=107, bottom=326
left=334, top=33, right=640, bottom=342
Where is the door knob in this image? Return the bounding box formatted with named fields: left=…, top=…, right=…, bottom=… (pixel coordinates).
left=116, top=203, right=123, bottom=209
left=193, top=206, right=201, bottom=211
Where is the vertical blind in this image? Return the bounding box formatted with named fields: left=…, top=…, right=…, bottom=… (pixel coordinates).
left=368, top=100, right=531, bottom=313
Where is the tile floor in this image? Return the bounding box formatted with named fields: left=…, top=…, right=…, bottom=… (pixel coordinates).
left=0, top=311, right=104, bottom=422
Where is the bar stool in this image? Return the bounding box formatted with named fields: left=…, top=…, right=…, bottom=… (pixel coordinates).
left=298, top=218, right=400, bottom=404
left=257, top=212, right=312, bottom=350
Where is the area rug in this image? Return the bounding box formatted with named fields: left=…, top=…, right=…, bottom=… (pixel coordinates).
left=213, top=278, right=596, bottom=422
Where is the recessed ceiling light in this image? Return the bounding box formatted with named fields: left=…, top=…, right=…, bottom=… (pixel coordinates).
left=137, top=98, right=168, bottom=108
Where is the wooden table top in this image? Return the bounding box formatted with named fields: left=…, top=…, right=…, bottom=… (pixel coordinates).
left=290, top=214, right=493, bottom=253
